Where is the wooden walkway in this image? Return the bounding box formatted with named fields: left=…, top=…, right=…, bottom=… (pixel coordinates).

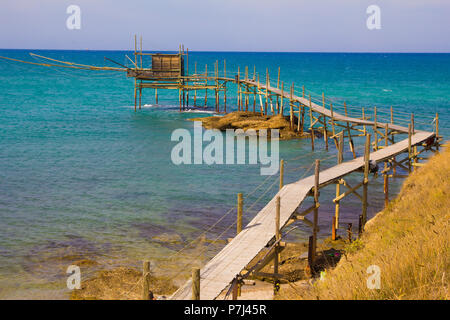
left=170, top=81, right=436, bottom=300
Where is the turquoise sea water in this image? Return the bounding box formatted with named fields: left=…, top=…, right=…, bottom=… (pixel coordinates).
left=0, top=50, right=449, bottom=298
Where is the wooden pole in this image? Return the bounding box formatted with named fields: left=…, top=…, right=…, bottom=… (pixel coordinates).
left=277, top=67, right=280, bottom=113
left=289, top=83, right=294, bottom=130
left=139, top=84, right=142, bottom=110
left=274, top=196, right=281, bottom=276
left=265, top=68, right=269, bottom=115
left=280, top=81, right=284, bottom=115
left=279, top=159, right=284, bottom=190
left=331, top=216, right=337, bottom=241
left=237, top=67, right=241, bottom=111
left=330, top=103, right=335, bottom=137
left=224, top=61, right=227, bottom=112
left=411, top=113, right=417, bottom=165
left=373, top=107, right=378, bottom=151
left=309, top=94, right=315, bottom=151
left=194, top=62, right=197, bottom=107
left=344, top=102, right=356, bottom=158
left=155, top=88, right=158, bottom=105
left=204, top=64, right=208, bottom=108
left=142, top=260, right=151, bottom=300
left=408, top=123, right=412, bottom=173
left=232, top=278, right=239, bottom=300
left=312, top=159, right=320, bottom=264
left=362, top=107, right=366, bottom=135
left=384, top=123, right=389, bottom=207
left=179, top=89, right=182, bottom=112
left=277, top=66, right=280, bottom=89
left=322, top=93, right=328, bottom=151
left=347, top=223, right=353, bottom=242
left=237, top=193, right=243, bottom=235
left=436, top=112, right=439, bottom=150
left=134, top=79, right=137, bottom=112
left=362, top=134, right=370, bottom=227
left=334, top=132, right=344, bottom=235
left=307, top=235, right=314, bottom=273
left=358, top=215, right=363, bottom=238
left=192, top=268, right=200, bottom=300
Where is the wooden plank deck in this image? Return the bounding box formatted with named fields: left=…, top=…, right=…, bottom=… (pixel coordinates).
left=170, top=78, right=435, bottom=300
left=170, top=131, right=434, bottom=300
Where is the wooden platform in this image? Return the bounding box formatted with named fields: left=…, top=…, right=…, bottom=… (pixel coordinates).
left=170, top=109, right=434, bottom=300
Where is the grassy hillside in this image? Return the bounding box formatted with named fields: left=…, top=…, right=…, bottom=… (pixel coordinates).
left=281, top=146, right=449, bottom=300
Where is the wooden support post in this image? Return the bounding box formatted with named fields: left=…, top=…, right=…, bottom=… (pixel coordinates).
left=362, top=107, right=366, bottom=135
left=347, top=223, right=353, bottom=242
left=321, top=93, right=328, bottom=151
left=179, top=89, right=182, bottom=112
left=274, top=196, right=281, bottom=275
left=142, top=260, right=151, bottom=300
left=411, top=113, right=417, bottom=165
left=362, top=134, right=370, bottom=227
left=232, top=277, right=239, bottom=300
left=155, top=88, right=158, bottom=105
left=334, top=132, right=344, bottom=233
left=300, top=105, right=305, bottom=135
left=194, top=62, right=197, bottom=107
left=277, top=67, right=280, bottom=89
left=373, top=106, right=378, bottom=151
left=330, top=102, right=335, bottom=137
left=323, top=114, right=329, bottom=151
left=331, top=216, right=337, bottom=241
left=265, top=68, right=269, bottom=115
left=436, top=112, right=439, bottom=150
left=312, top=159, right=320, bottom=264
left=280, top=81, right=284, bottom=115
left=276, top=67, right=280, bottom=113
left=134, top=79, right=137, bottom=112
left=223, top=61, right=226, bottom=112
left=384, top=123, right=389, bottom=207
left=358, top=215, right=363, bottom=238
left=139, top=84, right=142, bottom=110
left=344, top=102, right=356, bottom=159
left=192, top=268, right=200, bottom=300
left=408, top=123, right=412, bottom=173
left=204, top=64, right=208, bottom=108
left=237, top=193, right=243, bottom=235
left=307, top=235, right=314, bottom=273
left=253, top=86, right=256, bottom=113
left=237, top=66, right=241, bottom=111
left=289, top=83, right=294, bottom=130
left=279, top=159, right=284, bottom=190
left=309, top=94, right=315, bottom=151
left=302, top=85, right=305, bottom=98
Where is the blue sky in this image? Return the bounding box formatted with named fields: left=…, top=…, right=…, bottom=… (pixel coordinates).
left=0, top=0, right=449, bottom=52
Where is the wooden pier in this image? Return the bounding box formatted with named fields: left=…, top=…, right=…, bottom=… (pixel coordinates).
left=0, top=40, right=442, bottom=300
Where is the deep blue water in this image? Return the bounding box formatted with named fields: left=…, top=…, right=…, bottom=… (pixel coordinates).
left=0, top=50, right=448, bottom=298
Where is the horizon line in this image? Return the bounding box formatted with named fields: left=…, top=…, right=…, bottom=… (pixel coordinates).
left=1, top=48, right=450, bottom=54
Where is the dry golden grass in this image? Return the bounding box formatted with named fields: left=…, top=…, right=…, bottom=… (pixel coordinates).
left=70, top=267, right=177, bottom=300
left=279, top=146, right=450, bottom=300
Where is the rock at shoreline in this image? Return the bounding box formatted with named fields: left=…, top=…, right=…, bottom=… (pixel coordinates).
left=189, top=111, right=312, bottom=140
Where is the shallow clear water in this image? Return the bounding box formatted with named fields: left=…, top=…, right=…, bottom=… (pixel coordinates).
left=0, top=50, right=449, bottom=298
